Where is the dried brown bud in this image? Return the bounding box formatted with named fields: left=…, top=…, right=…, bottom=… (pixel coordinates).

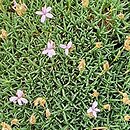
left=33, top=97, right=43, bottom=106
left=46, top=108, right=51, bottom=118
left=1, top=122, right=12, bottom=130
left=29, top=114, right=36, bottom=125
left=12, top=1, right=27, bottom=16
left=103, top=104, right=111, bottom=111
left=87, top=112, right=94, bottom=118
left=40, top=98, right=46, bottom=107
left=0, top=29, right=7, bottom=39
left=121, top=97, right=130, bottom=105
left=124, top=36, right=130, bottom=51
left=78, top=59, right=86, bottom=71
left=119, top=91, right=130, bottom=105
left=92, top=90, right=99, bottom=98
left=103, top=61, right=109, bottom=71
left=117, top=13, right=125, bottom=20
left=124, top=115, right=130, bottom=121
left=81, top=0, right=89, bottom=7
left=16, top=3, right=27, bottom=16
left=95, top=42, right=103, bottom=48
left=11, top=119, right=19, bottom=126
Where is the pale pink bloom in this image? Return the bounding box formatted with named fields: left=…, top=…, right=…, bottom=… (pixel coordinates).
left=60, top=41, right=72, bottom=55
left=87, top=101, right=100, bottom=118
left=42, top=40, right=55, bottom=57
left=12, top=0, right=17, bottom=9
left=9, top=90, right=28, bottom=105
left=35, top=5, right=53, bottom=23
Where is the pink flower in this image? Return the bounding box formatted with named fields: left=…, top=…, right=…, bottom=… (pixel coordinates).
left=87, top=101, right=100, bottom=118
left=35, top=5, right=53, bottom=23
left=60, top=41, right=73, bottom=55
left=9, top=90, right=28, bottom=105
left=42, top=40, right=55, bottom=57
left=12, top=0, right=17, bottom=9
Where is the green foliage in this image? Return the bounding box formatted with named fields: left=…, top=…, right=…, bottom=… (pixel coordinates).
left=0, top=0, right=130, bottom=129
left=0, top=0, right=4, bottom=12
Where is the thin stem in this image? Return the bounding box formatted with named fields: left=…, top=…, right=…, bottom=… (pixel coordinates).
left=111, top=47, right=124, bottom=64
left=19, top=0, right=22, bottom=4
left=67, top=0, right=72, bottom=11
left=95, top=70, right=105, bottom=81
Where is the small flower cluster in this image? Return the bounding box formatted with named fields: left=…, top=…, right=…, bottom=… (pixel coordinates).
left=42, top=40, right=73, bottom=58
left=9, top=90, right=28, bottom=105
left=87, top=89, right=129, bottom=121
left=87, top=90, right=111, bottom=118
left=87, top=101, right=100, bottom=118
left=2, top=90, right=51, bottom=129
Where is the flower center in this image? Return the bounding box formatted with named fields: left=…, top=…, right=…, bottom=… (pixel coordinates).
left=42, top=9, right=47, bottom=15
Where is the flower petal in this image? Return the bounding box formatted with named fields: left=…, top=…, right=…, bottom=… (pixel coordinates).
left=95, top=108, right=100, bottom=112
left=9, top=96, right=18, bottom=103
left=47, top=41, right=53, bottom=49
left=18, top=99, right=23, bottom=105
left=92, top=111, right=97, bottom=118
left=42, top=6, right=46, bottom=11
left=21, top=98, right=28, bottom=104
left=46, top=7, right=52, bottom=12
left=65, top=49, right=69, bottom=55
left=12, top=0, right=17, bottom=9
left=92, top=101, right=98, bottom=108
left=47, top=49, right=55, bottom=57
left=87, top=107, right=93, bottom=113
left=60, top=44, right=67, bottom=49
left=16, top=90, right=23, bottom=98
left=46, top=13, right=53, bottom=18
left=41, top=15, right=46, bottom=23
left=67, top=41, right=72, bottom=49
left=42, top=49, right=48, bottom=54
left=35, top=11, right=43, bottom=15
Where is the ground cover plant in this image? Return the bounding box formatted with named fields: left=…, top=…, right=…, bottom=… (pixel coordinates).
left=0, top=0, right=130, bottom=129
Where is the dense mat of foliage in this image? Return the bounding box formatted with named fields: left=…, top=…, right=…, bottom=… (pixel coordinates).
left=0, top=0, right=130, bottom=129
